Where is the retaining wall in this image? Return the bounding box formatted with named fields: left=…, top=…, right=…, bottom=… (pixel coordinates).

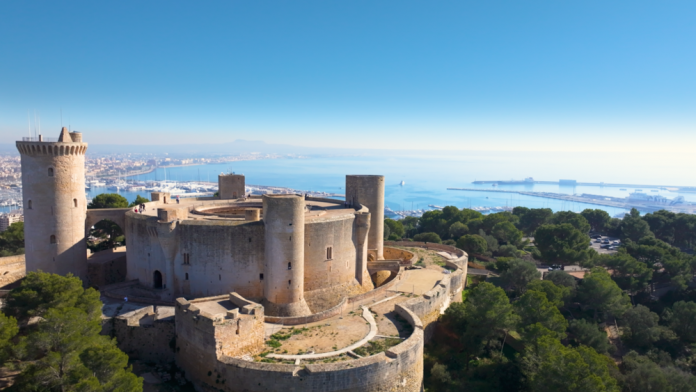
left=0, top=254, right=25, bottom=288
left=382, top=247, right=417, bottom=265
left=265, top=297, right=348, bottom=326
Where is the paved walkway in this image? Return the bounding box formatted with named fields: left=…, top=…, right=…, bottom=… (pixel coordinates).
left=266, top=305, right=378, bottom=360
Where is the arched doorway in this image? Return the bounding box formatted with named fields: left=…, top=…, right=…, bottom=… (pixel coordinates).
left=153, top=270, right=163, bottom=289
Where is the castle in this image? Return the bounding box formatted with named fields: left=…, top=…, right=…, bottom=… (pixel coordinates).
left=14, top=129, right=468, bottom=391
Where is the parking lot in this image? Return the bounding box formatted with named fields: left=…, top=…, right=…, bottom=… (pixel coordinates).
left=589, top=235, right=620, bottom=255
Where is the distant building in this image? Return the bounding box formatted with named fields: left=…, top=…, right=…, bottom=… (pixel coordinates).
left=0, top=213, right=23, bottom=232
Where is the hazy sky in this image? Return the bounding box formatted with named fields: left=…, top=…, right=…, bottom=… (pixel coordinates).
left=0, top=1, right=694, bottom=152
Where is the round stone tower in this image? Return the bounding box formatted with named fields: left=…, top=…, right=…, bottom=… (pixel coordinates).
left=16, top=128, right=88, bottom=281
left=262, top=194, right=311, bottom=317
left=346, top=175, right=385, bottom=260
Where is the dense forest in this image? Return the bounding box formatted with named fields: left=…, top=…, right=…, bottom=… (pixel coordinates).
left=386, top=207, right=696, bottom=391
left=0, top=272, right=143, bottom=391
left=0, top=222, right=23, bottom=257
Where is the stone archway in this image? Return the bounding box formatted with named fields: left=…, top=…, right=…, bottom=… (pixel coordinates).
left=87, top=218, right=126, bottom=253
left=85, top=208, right=128, bottom=237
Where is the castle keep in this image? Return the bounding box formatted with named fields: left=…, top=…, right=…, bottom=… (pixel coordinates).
left=14, top=129, right=468, bottom=391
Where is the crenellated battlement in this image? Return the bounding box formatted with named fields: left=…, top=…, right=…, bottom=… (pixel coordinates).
left=16, top=141, right=87, bottom=156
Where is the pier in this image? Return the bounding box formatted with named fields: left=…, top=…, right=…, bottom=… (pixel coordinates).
left=447, top=188, right=696, bottom=214
left=472, top=180, right=694, bottom=191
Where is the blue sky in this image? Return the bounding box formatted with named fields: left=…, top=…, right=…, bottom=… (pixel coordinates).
left=0, top=1, right=694, bottom=151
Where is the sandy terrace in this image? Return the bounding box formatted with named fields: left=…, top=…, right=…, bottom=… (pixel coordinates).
left=393, top=268, right=444, bottom=295
left=264, top=311, right=369, bottom=355
left=261, top=291, right=416, bottom=359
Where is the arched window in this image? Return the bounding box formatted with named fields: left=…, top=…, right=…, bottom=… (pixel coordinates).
left=48, top=167, right=54, bottom=177
left=73, top=199, right=78, bottom=208
left=50, top=235, right=56, bottom=244
left=28, top=200, right=32, bottom=209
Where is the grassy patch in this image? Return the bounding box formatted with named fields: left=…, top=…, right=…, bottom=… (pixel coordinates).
left=266, top=339, right=282, bottom=348
left=271, top=327, right=310, bottom=341
left=353, top=338, right=402, bottom=357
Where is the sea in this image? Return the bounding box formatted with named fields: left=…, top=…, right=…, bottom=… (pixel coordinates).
left=73, top=151, right=696, bottom=218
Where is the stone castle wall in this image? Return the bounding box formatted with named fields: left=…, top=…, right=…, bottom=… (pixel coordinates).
left=87, top=247, right=127, bottom=288
left=124, top=200, right=366, bottom=306
left=102, top=305, right=177, bottom=363
left=176, top=293, right=424, bottom=392
left=0, top=254, right=26, bottom=288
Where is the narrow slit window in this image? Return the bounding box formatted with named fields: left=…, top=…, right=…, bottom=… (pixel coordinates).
left=287, top=262, right=292, bottom=270
left=48, top=167, right=54, bottom=177
left=260, top=273, right=264, bottom=280
left=326, top=247, right=333, bottom=260
left=288, top=280, right=291, bottom=285
left=50, top=235, right=56, bottom=244
left=28, top=200, right=32, bottom=209
left=185, top=273, right=189, bottom=280
left=73, top=199, right=77, bottom=208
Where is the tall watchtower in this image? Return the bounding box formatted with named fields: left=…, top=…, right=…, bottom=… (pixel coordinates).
left=16, top=128, right=88, bottom=281
left=262, top=194, right=311, bottom=317
left=346, top=175, right=385, bottom=260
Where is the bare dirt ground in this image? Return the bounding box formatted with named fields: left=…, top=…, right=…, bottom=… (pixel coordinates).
left=260, top=292, right=417, bottom=363
left=394, top=269, right=444, bottom=295
left=399, top=247, right=451, bottom=271
left=264, top=311, right=369, bottom=355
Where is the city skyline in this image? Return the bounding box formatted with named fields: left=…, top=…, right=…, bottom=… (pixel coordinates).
left=0, top=1, right=694, bottom=153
